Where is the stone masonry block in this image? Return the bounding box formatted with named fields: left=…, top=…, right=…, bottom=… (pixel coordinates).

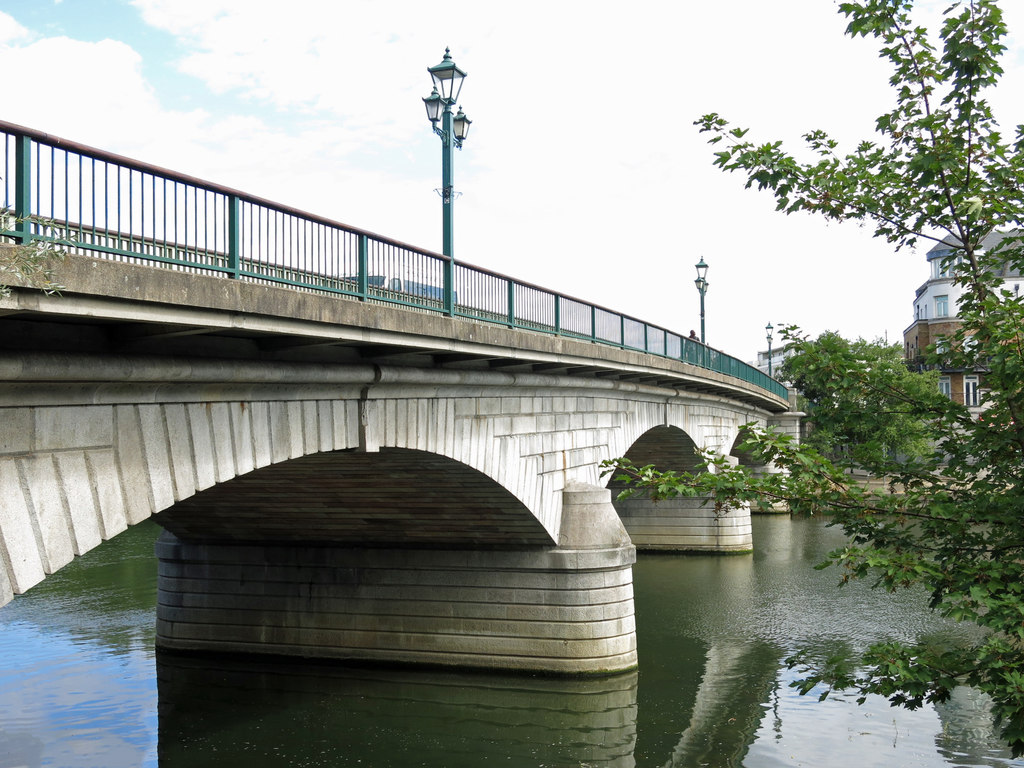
left=302, top=401, right=319, bottom=455
left=286, top=402, right=304, bottom=458
left=209, top=403, right=235, bottom=482
left=249, top=402, right=272, bottom=470
left=0, top=461, right=45, bottom=594
left=18, top=454, right=75, bottom=570
left=164, top=404, right=197, bottom=501
left=0, top=549, right=12, bottom=606
left=0, top=408, right=31, bottom=454
left=139, top=405, right=175, bottom=512
left=115, top=406, right=155, bottom=525
left=476, top=397, right=502, bottom=416
left=231, top=403, right=256, bottom=476
left=416, top=400, right=429, bottom=451
left=453, top=398, right=476, bottom=418
left=491, top=415, right=512, bottom=436
left=186, top=403, right=217, bottom=491
left=317, top=401, right=333, bottom=452
left=54, top=452, right=102, bottom=556
left=511, top=415, right=537, bottom=434
left=537, top=412, right=557, bottom=432
left=500, top=397, right=522, bottom=414
left=35, top=405, right=113, bottom=451
left=268, top=401, right=291, bottom=464
left=87, top=449, right=128, bottom=539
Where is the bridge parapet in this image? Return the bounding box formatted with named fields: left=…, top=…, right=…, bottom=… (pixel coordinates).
left=0, top=118, right=785, bottom=403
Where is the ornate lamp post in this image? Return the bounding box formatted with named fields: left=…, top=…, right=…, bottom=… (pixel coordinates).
left=694, top=257, right=709, bottom=344
left=765, top=322, right=774, bottom=377
left=423, top=48, right=472, bottom=261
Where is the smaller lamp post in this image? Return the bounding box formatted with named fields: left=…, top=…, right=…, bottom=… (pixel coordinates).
left=694, top=258, right=709, bottom=344
left=765, top=322, right=774, bottom=377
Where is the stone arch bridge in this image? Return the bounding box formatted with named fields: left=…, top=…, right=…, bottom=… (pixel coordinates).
left=0, top=253, right=797, bottom=676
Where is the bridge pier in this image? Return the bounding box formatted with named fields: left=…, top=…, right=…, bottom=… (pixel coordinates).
left=613, top=495, right=753, bottom=553
left=155, top=483, right=638, bottom=676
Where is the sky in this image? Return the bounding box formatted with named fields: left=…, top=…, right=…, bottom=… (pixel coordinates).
left=1, top=0, right=1023, bottom=364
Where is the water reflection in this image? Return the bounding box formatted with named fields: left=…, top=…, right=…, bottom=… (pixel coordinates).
left=663, top=643, right=782, bottom=768
left=2, top=516, right=1024, bottom=767
left=157, top=653, right=638, bottom=767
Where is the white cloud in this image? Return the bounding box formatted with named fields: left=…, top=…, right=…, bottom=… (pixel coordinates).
left=2, top=1, right=1023, bottom=363
left=0, top=11, right=28, bottom=44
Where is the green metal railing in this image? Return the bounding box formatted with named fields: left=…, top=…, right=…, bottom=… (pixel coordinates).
left=0, top=120, right=787, bottom=401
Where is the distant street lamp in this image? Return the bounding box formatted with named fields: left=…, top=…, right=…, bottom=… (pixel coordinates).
left=765, top=322, right=774, bottom=377
left=694, top=258, right=709, bottom=344
left=422, top=48, right=472, bottom=261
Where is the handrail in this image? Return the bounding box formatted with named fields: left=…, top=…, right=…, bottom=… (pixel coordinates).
left=0, top=119, right=788, bottom=401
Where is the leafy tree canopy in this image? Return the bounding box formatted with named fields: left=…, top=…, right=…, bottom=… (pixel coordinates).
left=605, top=0, right=1024, bottom=754
left=782, top=330, right=942, bottom=465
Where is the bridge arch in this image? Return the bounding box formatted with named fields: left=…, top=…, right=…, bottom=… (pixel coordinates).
left=157, top=447, right=552, bottom=548
left=605, top=417, right=756, bottom=553
left=729, top=425, right=761, bottom=470
left=615, top=424, right=704, bottom=475
left=1, top=384, right=772, bottom=604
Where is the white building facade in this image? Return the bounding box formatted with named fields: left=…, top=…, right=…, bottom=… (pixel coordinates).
left=904, top=231, right=1022, bottom=410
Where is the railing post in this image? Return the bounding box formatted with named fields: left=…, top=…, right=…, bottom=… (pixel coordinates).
left=13, top=134, right=32, bottom=244
left=506, top=278, right=515, bottom=328
left=358, top=235, right=368, bottom=299
left=554, top=295, right=561, bottom=335
left=227, top=195, right=240, bottom=278
left=620, top=316, right=625, bottom=348
left=591, top=305, right=597, bottom=342
left=643, top=324, right=649, bottom=352
left=443, top=256, right=454, bottom=316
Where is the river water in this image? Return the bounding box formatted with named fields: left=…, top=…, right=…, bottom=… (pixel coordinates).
left=1, top=515, right=1021, bottom=768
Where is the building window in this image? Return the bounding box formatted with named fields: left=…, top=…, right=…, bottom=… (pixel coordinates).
left=935, top=295, right=949, bottom=317
left=939, top=376, right=952, bottom=399
left=965, top=375, right=979, bottom=407
left=932, top=255, right=961, bottom=279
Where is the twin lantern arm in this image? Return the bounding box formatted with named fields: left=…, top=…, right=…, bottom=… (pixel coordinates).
left=694, top=257, right=709, bottom=294
left=422, top=49, right=472, bottom=144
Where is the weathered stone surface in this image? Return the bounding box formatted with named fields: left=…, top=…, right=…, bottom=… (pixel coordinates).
left=54, top=452, right=103, bottom=555
left=0, top=256, right=790, bottom=671
left=35, top=406, right=113, bottom=451
left=0, top=409, right=31, bottom=454
left=614, top=495, right=753, bottom=552
left=559, top=482, right=633, bottom=550
left=0, top=461, right=46, bottom=591
left=155, top=526, right=638, bottom=676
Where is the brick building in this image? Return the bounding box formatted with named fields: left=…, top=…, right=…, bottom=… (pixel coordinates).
left=903, top=231, right=1022, bottom=409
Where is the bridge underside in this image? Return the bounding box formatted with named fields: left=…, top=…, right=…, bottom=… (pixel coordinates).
left=155, top=447, right=554, bottom=547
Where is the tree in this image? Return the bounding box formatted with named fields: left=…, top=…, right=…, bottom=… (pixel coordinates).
left=604, top=0, right=1024, bottom=754
left=782, top=331, right=941, bottom=465
left=0, top=212, right=65, bottom=298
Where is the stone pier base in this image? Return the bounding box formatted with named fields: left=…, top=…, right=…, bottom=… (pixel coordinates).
left=612, top=495, right=752, bottom=552
left=155, top=483, right=638, bottom=676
